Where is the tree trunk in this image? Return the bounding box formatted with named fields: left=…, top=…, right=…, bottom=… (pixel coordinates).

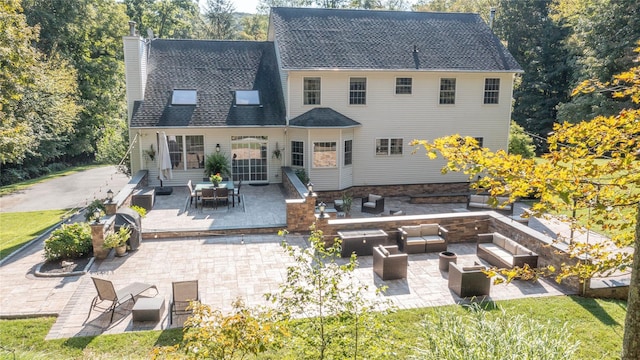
left=622, top=204, right=640, bottom=359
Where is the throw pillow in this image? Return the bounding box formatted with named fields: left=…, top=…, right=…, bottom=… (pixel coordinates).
left=462, top=265, right=486, bottom=271
left=369, top=194, right=382, bottom=201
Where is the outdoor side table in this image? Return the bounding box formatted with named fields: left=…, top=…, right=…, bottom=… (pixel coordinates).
left=132, top=297, right=164, bottom=322
left=439, top=251, right=457, bottom=271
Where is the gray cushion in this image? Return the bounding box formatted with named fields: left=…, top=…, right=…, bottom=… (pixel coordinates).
left=369, top=194, right=382, bottom=201
left=379, top=245, right=390, bottom=257
left=402, top=226, right=421, bottom=237
left=420, top=224, right=439, bottom=236
left=462, top=265, right=486, bottom=271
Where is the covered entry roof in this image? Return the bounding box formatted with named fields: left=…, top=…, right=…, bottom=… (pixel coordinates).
left=288, top=108, right=361, bottom=128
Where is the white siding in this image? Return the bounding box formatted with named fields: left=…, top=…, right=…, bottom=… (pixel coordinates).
left=286, top=70, right=515, bottom=187
left=131, top=128, right=285, bottom=187
left=122, top=36, right=147, bottom=122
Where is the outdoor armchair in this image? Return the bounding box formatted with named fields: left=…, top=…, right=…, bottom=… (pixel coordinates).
left=448, top=263, right=491, bottom=298
left=373, top=245, right=408, bottom=280
left=361, top=194, right=384, bottom=214
left=170, top=280, right=199, bottom=324
left=86, top=277, right=158, bottom=324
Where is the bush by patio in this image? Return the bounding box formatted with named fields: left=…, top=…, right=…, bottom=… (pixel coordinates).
left=43, top=223, right=92, bottom=261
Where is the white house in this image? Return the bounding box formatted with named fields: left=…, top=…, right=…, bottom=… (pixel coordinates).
left=123, top=7, right=522, bottom=192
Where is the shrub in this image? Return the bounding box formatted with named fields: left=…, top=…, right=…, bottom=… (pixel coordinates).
left=129, top=205, right=147, bottom=218
left=204, top=152, right=230, bottom=178
left=43, top=223, right=92, bottom=261
left=294, top=168, right=309, bottom=185
left=412, top=303, right=579, bottom=359
left=508, top=121, right=536, bottom=158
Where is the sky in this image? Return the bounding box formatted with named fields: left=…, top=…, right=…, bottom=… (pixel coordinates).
left=231, top=0, right=260, bottom=13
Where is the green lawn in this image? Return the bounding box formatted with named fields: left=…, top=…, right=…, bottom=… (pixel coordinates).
left=0, top=210, right=69, bottom=260
left=0, top=296, right=626, bottom=359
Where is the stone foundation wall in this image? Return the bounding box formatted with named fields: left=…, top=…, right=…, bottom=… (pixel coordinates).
left=286, top=195, right=317, bottom=232
left=314, top=182, right=470, bottom=204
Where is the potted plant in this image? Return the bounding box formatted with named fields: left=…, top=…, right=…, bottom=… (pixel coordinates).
left=205, top=152, right=231, bottom=179
left=103, top=226, right=131, bottom=257
left=210, top=173, right=223, bottom=187
left=341, top=192, right=353, bottom=217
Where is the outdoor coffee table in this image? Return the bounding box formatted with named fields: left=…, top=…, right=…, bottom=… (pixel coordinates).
left=337, top=229, right=388, bottom=257
left=132, top=297, right=165, bottom=322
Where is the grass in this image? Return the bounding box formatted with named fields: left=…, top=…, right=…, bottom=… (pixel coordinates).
left=0, top=210, right=69, bottom=260
left=0, top=164, right=103, bottom=260
left=0, top=296, right=626, bottom=359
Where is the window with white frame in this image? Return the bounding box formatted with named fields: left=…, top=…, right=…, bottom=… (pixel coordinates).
left=439, top=78, right=456, bottom=104
left=166, top=135, right=205, bottom=170
left=376, top=138, right=403, bottom=156
left=291, top=141, right=304, bottom=167
left=303, top=77, right=321, bottom=105
left=395, top=77, right=412, bottom=94
left=344, top=139, right=352, bottom=166
left=185, top=135, right=204, bottom=169
left=349, top=77, right=366, bottom=105
left=313, top=142, right=337, bottom=168
left=483, top=78, right=500, bottom=104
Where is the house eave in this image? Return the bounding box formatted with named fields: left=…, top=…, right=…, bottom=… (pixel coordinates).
left=281, top=68, right=524, bottom=74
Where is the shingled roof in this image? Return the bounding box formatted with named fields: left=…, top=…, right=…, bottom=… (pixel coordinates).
left=130, top=40, right=286, bottom=128
left=289, top=108, right=362, bottom=128
left=270, top=7, right=522, bottom=71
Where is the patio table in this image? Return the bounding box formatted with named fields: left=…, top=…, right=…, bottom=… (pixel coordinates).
left=195, top=181, right=235, bottom=207
left=337, top=229, right=388, bottom=257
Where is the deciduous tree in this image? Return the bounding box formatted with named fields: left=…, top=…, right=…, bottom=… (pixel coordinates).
left=412, top=49, right=640, bottom=359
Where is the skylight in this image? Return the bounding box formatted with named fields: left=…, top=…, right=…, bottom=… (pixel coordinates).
left=235, top=90, right=260, bottom=105
left=172, top=89, right=197, bottom=105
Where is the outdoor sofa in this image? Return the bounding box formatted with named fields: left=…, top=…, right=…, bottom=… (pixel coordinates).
left=476, top=232, right=538, bottom=269
left=467, top=194, right=514, bottom=215
left=399, top=224, right=448, bottom=253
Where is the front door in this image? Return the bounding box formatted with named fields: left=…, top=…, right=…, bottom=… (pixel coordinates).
left=231, top=136, right=268, bottom=183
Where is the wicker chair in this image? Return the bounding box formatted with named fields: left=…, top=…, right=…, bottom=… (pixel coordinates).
left=448, top=263, right=491, bottom=298
left=373, top=245, right=408, bottom=280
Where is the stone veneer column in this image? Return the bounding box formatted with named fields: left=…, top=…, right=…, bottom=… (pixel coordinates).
left=90, top=216, right=115, bottom=259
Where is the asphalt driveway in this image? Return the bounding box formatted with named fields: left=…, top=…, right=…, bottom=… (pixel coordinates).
left=0, top=166, right=131, bottom=213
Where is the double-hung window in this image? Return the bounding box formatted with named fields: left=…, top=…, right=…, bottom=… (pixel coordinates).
left=439, top=78, right=456, bottom=104
left=376, top=138, right=403, bottom=156
left=303, top=77, right=321, bottom=105
left=291, top=141, right=304, bottom=167
left=344, top=140, right=352, bottom=166
left=483, top=78, right=500, bottom=104
left=395, top=77, right=412, bottom=94
left=349, top=77, right=366, bottom=105
left=166, top=135, right=204, bottom=170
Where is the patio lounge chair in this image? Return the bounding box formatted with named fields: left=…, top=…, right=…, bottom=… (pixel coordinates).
left=87, top=277, right=158, bottom=323
left=170, top=280, right=199, bottom=324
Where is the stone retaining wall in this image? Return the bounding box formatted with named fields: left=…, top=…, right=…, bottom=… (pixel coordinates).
left=311, top=211, right=584, bottom=294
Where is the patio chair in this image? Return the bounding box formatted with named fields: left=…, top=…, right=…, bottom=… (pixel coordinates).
left=201, top=188, right=215, bottom=208
left=214, top=187, right=230, bottom=209
left=86, top=277, right=158, bottom=324
left=170, top=280, right=199, bottom=324
left=187, top=180, right=198, bottom=207
left=361, top=194, right=384, bottom=214
left=231, top=180, right=242, bottom=205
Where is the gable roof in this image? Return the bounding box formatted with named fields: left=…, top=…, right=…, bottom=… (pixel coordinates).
left=130, top=40, right=286, bottom=128
left=289, top=108, right=362, bottom=128
left=269, top=7, right=521, bottom=72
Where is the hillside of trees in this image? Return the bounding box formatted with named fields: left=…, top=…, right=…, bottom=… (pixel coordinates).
left=1, top=0, right=638, bottom=185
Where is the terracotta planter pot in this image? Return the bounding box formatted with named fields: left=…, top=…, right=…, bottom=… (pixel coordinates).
left=115, top=245, right=127, bottom=257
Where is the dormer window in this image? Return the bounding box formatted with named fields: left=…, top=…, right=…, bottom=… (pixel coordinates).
left=235, top=90, right=260, bottom=105
left=172, top=89, right=197, bottom=105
